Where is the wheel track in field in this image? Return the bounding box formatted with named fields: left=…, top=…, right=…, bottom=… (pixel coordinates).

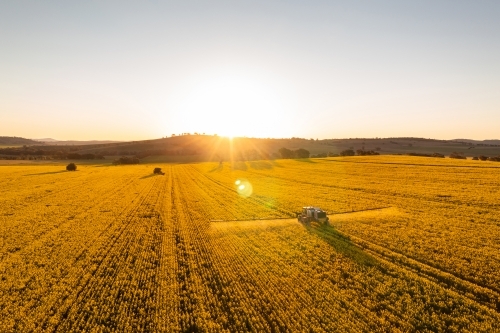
left=198, top=162, right=500, bottom=312
left=315, top=225, right=500, bottom=313
left=209, top=224, right=383, bottom=331
left=171, top=167, right=247, bottom=331
left=179, top=165, right=328, bottom=330
left=155, top=167, right=180, bottom=332
left=173, top=167, right=309, bottom=331
left=0, top=167, right=125, bottom=211
left=176, top=166, right=383, bottom=331
left=60, top=176, right=165, bottom=332
left=0, top=169, right=135, bottom=259
left=0, top=172, right=155, bottom=331
left=193, top=165, right=500, bottom=313
left=186, top=165, right=294, bottom=218
left=37, top=174, right=165, bottom=332
left=0, top=171, right=141, bottom=273
left=183, top=165, right=270, bottom=218
left=240, top=165, right=500, bottom=211
left=182, top=166, right=276, bottom=220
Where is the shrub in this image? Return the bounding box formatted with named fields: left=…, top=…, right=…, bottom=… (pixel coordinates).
left=340, top=149, right=355, bottom=156
left=472, top=156, right=479, bottom=160
left=294, top=148, right=310, bottom=159
left=356, top=150, right=380, bottom=156
left=409, top=153, right=444, bottom=158
left=479, top=155, right=488, bottom=161
left=278, top=147, right=294, bottom=159
left=66, top=163, right=77, bottom=171
left=449, top=152, right=466, bottom=159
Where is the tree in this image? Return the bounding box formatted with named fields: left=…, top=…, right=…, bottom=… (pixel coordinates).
left=340, top=149, right=355, bottom=156
left=449, top=152, right=466, bottom=160
left=294, top=148, right=310, bottom=159
left=356, top=149, right=380, bottom=156
left=66, top=163, right=77, bottom=171
left=278, top=147, right=294, bottom=159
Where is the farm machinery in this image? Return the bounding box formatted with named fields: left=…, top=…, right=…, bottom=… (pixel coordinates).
left=297, top=207, right=329, bottom=225
left=153, top=167, right=165, bottom=175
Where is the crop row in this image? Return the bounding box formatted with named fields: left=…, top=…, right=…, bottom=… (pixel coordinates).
left=1, top=158, right=500, bottom=331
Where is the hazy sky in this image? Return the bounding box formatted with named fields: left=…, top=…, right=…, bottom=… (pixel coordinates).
left=1, top=1, right=499, bottom=140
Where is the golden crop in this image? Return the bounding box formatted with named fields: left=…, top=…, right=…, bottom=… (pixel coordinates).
left=1, top=156, right=500, bottom=332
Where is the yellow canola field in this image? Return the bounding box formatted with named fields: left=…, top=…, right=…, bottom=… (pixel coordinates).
left=1, top=156, right=500, bottom=332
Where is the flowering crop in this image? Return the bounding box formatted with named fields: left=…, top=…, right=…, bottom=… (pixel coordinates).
left=0, top=157, right=499, bottom=332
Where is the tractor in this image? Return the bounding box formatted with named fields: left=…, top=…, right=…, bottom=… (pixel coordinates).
left=153, top=167, right=165, bottom=175
left=297, top=207, right=329, bottom=225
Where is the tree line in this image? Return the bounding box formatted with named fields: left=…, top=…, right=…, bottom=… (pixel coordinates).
left=278, top=148, right=310, bottom=159
left=0, top=147, right=105, bottom=160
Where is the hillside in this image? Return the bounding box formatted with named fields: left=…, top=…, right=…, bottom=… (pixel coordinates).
left=2, top=135, right=500, bottom=161
left=53, top=135, right=500, bottom=160
left=0, top=136, right=41, bottom=146
left=35, top=138, right=123, bottom=145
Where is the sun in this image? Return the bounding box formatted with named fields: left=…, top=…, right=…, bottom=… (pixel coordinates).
left=170, top=68, right=291, bottom=138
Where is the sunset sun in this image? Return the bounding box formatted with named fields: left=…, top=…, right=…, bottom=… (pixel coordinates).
left=170, top=68, right=291, bottom=138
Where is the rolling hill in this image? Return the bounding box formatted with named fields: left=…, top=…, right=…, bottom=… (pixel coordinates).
left=1, top=135, right=500, bottom=162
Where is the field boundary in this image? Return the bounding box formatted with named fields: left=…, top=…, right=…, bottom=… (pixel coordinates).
left=321, top=158, right=500, bottom=169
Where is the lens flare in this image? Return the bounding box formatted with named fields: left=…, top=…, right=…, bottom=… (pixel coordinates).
left=234, top=178, right=253, bottom=198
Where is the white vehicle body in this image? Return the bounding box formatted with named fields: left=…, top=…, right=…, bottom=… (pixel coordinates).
left=298, top=206, right=329, bottom=224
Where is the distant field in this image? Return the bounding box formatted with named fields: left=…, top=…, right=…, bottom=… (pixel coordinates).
left=1, top=156, right=500, bottom=332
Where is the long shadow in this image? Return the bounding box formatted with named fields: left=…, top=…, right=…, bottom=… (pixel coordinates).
left=303, top=223, right=378, bottom=267
left=208, top=164, right=223, bottom=173
left=249, top=161, right=273, bottom=170
left=231, top=161, right=248, bottom=171
left=24, top=170, right=68, bottom=176
left=269, top=160, right=284, bottom=167
left=294, top=158, right=317, bottom=163
left=140, top=174, right=161, bottom=179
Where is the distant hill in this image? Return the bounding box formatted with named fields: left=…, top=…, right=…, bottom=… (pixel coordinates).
left=0, top=136, right=41, bottom=145
left=51, top=135, right=500, bottom=160
left=453, top=139, right=500, bottom=145
left=2, top=135, right=500, bottom=161
left=36, top=138, right=59, bottom=142
left=35, top=138, right=123, bottom=145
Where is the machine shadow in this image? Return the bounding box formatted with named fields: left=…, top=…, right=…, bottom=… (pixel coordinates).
left=140, top=174, right=161, bottom=179
left=303, top=223, right=379, bottom=267
left=24, top=170, right=68, bottom=176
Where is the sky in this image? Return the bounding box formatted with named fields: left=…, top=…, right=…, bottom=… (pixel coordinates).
left=1, top=1, right=499, bottom=141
